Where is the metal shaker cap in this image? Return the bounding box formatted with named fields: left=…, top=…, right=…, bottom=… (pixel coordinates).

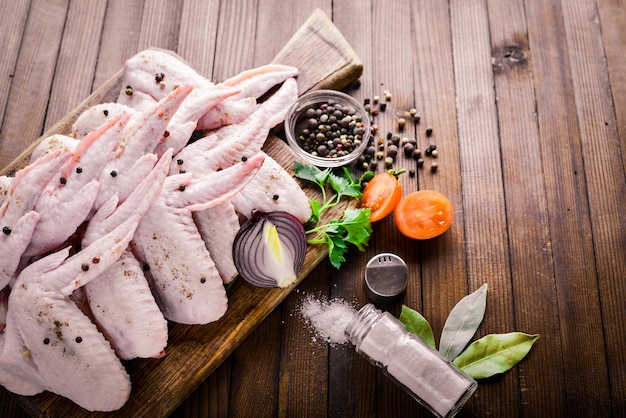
left=364, top=253, right=408, bottom=303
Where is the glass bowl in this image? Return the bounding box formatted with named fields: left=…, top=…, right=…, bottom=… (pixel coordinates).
left=284, top=89, right=370, bottom=168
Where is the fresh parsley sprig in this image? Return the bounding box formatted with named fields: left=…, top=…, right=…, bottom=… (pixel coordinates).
left=294, top=162, right=373, bottom=269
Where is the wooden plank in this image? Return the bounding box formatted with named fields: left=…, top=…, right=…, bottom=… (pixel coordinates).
left=487, top=0, right=566, bottom=415
left=449, top=0, right=518, bottom=415
left=177, top=0, right=221, bottom=79
left=4, top=9, right=364, bottom=417
left=408, top=0, right=469, bottom=341
left=270, top=8, right=363, bottom=94
left=561, top=0, right=626, bottom=409
left=524, top=0, right=611, bottom=415
left=211, top=0, right=258, bottom=81
left=598, top=0, right=626, bottom=174
left=44, top=0, right=107, bottom=128
left=406, top=0, right=479, bottom=409
left=0, top=0, right=31, bottom=133
left=137, top=0, right=183, bottom=52
left=0, top=0, right=68, bottom=170
left=93, top=0, right=145, bottom=89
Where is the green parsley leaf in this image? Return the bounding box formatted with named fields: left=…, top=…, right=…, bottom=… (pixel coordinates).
left=328, top=172, right=362, bottom=200
left=339, top=208, right=372, bottom=251
left=308, top=198, right=322, bottom=225
left=327, top=233, right=349, bottom=269
left=294, top=161, right=328, bottom=188
left=294, top=162, right=373, bottom=269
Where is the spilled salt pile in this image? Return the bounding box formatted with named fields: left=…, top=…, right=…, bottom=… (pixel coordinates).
left=299, top=295, right=357, bottom=345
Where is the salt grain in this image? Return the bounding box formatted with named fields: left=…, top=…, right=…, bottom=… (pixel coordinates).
left=299, top=295, right=357, bottom=345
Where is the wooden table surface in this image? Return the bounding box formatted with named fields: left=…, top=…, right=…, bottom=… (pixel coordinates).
left=1, top=1, right=625, bottom=417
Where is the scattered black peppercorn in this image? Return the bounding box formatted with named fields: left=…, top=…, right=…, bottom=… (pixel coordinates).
left=2, top=226, right=11, bottom=235
left=179, top=184, right=186, bottom=191
left=75, top=167, right=82, bottom=174
left=200, top=277, right=206, bottom=283
left=103, top=109, right=109, bottom=116
left=43, top=338, right=50, bottom=345
left=241, top=155, right=248, bottom=162
left=155, top=73, right=165, bottom=83
left=81, top=263, right=89, bottom=272
left=426, top=127, right=433, bottom=137
left=143, top=264, right=150, bottom=272
left=110, top=170, right=117, bottom=177
left=163, top=130, right=170, bottom=137
left=59, top=177, right=67, bottom=185
left=75, top=336, right=83, bottom=343
left=177, top=159, right=184, bottom=165
left=272, top=194, right=280, bottom=200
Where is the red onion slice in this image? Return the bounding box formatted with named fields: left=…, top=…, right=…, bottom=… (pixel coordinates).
left=232, top=211, right=307, bottom=288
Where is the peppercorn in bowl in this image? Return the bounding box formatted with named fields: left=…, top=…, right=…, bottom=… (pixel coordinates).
left=285, top=90, right=370, bottom=168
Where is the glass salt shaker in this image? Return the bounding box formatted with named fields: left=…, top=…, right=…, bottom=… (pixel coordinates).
left=345, top=304, right=477, bottom=418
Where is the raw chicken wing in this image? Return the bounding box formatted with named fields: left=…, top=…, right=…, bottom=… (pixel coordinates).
left=0, top=215, right=140, bottom=411
left=131, top=153, right=264, bottom=324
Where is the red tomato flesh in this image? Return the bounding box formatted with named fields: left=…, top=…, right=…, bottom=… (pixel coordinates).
left=360, top=172, right=403, bottom=222
left=394, top=190, right=454, bottom=239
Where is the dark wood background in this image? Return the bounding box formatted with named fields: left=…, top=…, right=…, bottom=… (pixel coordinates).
left=1, top=1, right=625, bottom=417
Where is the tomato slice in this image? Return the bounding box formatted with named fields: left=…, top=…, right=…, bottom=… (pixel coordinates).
left=394, top=190, right=454, bottom=239
left=360, top=172, right=403, bottom=222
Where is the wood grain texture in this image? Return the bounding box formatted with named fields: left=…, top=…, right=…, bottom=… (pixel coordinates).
left=562, top=0, right=626, bottom=408
left=525, top=0, right=611, bottom=415
left=0, top=0, right=68, bottom=169
left=450, top=0, right=518, bottom=414
left=0, top=0, right=30, bottom=133
left=177, top=0, right=220, bottom=79
left=598, top=0, right=626, bottom=174
left=93, top=0, right=145, bottom=89
left=212, top=0, right=258, bottom=80
left=408, top=0, right=470, bottom=355
left=44, top=0, right=107, bottom=128
left=271, top=8, right=363, bottom=94
left=137, top=0, right=183, bottom=52
left=487, top=0, right=565, bottom=415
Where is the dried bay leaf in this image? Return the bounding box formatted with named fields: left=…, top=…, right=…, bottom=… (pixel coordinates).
left=452, top=332, right=540, bottom=379
left=439, top=283, right=488, bottom=360
left=399, top=305, right=436, bottom=349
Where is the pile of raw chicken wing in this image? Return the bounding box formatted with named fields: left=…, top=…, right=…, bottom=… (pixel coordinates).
left=0, top=49, right=312, bottom=411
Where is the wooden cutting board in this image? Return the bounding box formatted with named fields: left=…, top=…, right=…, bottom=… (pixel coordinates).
left=5, top=9, right=363, bottom=418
